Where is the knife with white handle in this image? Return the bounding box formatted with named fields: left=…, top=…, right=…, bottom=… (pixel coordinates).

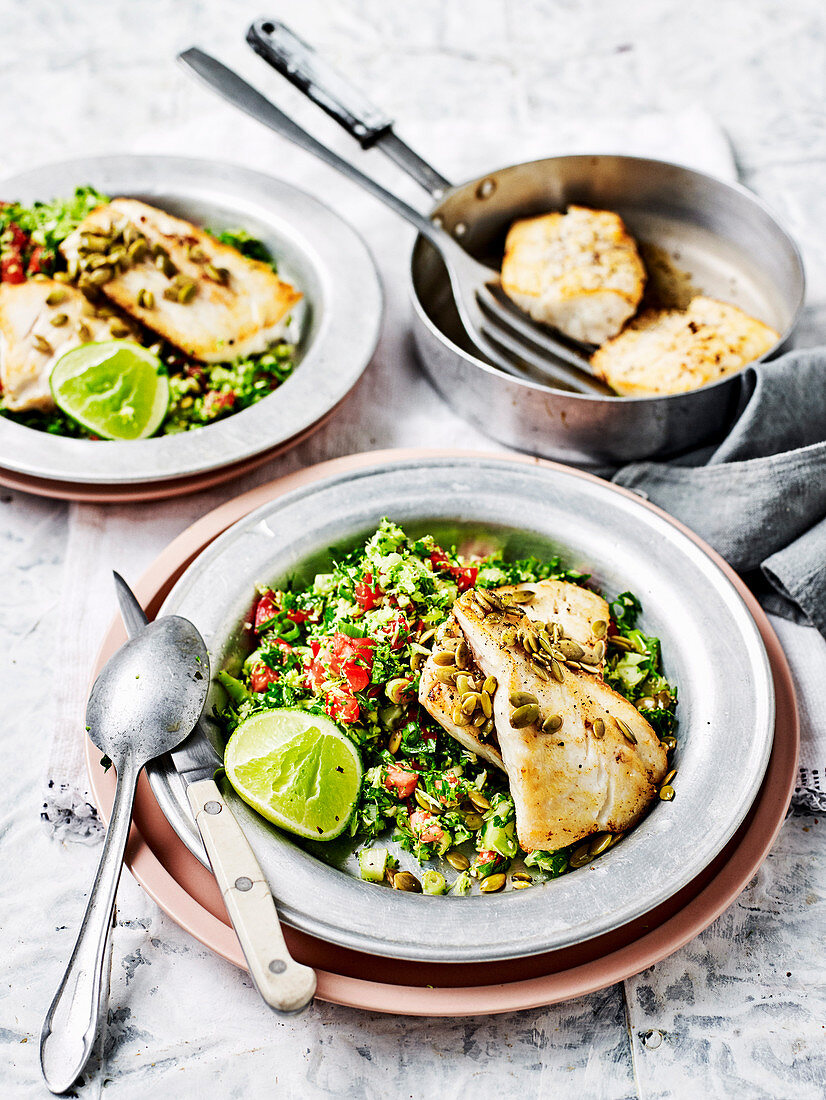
left=113, top=573, right=316, bottom=1014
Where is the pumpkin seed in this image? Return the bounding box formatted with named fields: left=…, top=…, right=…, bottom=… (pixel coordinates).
left=433, top=649, right=456, bottom=666
left=558, top=640, right=584, bottom=660
left=455, top=639, right=469, bottom=669
left=511, top=702, right=540, bottom=728
left=49, top=312, right=68, bottom=327
left=479, top=873, right=506, bottom=893
left=156, top=254, right=177, bottom=277
left=418, top=626, right=436, bottom=645
left=501, top=626, right=518, bottom=647
left=480, top=691, right=493, bottom=718
left=463, top=812, right=484, bottom=831
left=472, top=711, right=487, bottom=728
left=589, top=832, right=613, bottom=857
left=388, top=728, right=402, bottom=754
left=205, top=262, right=230, bottom=285
left=33, top=334, right=53, bottom=354
left=569, top=844, right=592, bottom=869
left=551, top=622, right=562, bottom=643
left=663, top=768, right=677, bottom=786
left=659, top=784, right=675, bottom=801
left=451, top=704, right=470, bottom=727
left=593, top=619, right=608, bottom=638
left=656, top=690, right=672, bottom=709
left=637, top=696, right=656, bottom=711
left=661, top=735, right=677, bottom=752
left=512, top=871, right=532, bottom=883
left=109, top=321, right=130, bottom=338
left=446, top=851, right=470, bottom=872
left=509, top=589, right=535, bottom=604
left=176, top=279, right=197, bottom=304
left=592, top=718, right=606, bottom=739
left=454, top=673, right=471, bottom=697
left=483, top=676, right=497, bottom=697
left=88, top=266, right=113, bottom=286
left=53, top=271, right=72, bottom=283
left=512, top=880, right=532, bottom=889
left=616, top=718, right=637, bottom=745
left=481, top=717, right=494, bottom=738
left=77, top=322, right=92, bottom=341
left=594, top=640, right=606, bottom=661
left=187, top=244, right=207, bottom=263
left=393, top=871, right=422, bottom=893
left=550, top=659, right=564, bottom=683
left=85, top=252, right=111, bottom=271
left=467, top=789, right=491, bottom=812
left=80, top=233, right=110, bottom=251
left=537, top=632, right=556, bottom=656
left=509, top=690, right=538, bottom=707
left=137, top=288, right=155, bottom=309
left=542, top=714, right=563, bottom=733
left=460, top=693, right=480, bottom=716
left=108, top=245, right=128, bottom=268
left=415, top=789, right=442, bottom=814
left=435, top=666, right=458, bottom=683
left=45, top=288, right=66, bottom=306
left=608, top=634, right=636, bottom=652
left=127, top=238, right=148, bottom=263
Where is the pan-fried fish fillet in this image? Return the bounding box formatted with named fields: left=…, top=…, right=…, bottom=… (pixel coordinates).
left=419, top=616, right=506, bottom=771
left=592, top=296, right=779, bottom=396
left=453, top=587, right=667, bottom=852
left=501, top=206, right=646, bottom=344
left=419, top=580, right=610, bottom=774
left=0, top=279, right=138, bottom=412
left=61, top=199, right=302, bottom=363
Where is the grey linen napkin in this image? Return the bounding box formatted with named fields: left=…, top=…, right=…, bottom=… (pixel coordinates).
left=614, top=348, right=826, bottom=810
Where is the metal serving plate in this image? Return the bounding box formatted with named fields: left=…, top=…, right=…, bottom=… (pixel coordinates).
left=0, top=155, right=381, bottom=485
left=148, top=456, right=774, bottom=962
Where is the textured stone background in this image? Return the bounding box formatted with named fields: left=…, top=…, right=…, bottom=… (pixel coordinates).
left=1, top=1, right=825, bottom=1097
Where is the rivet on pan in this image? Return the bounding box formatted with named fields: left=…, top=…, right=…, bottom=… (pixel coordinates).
left=476, top=178, right=496, bottom=199
left=204, top=801, right=222, bottom=815
left=454, top=222, right=467, bottom=237
left=235, top=876, right=253, bottom=891
left=269, top=959, right=287, bottom=974
left=431, top=215, right=444, bottom=229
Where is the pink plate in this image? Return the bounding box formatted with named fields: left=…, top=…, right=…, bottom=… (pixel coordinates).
left=86, top=449, right=799, bottom=1015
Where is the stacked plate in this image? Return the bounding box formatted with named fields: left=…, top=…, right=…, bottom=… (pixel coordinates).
left=86, top=451, right=798, bottom=1013
left=0, top=157, right=381, bottom=501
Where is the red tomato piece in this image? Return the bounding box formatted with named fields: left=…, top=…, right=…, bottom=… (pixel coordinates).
left=409, top=810, right=446, bottom=845
left=327, top=692, right=360, bottom=724
left=5, top=223, right=28, bottom=250
left=249, top=663, right=279, bottom=693
left=204, top=390, right=236, bottom=416
left=342, top=661, right=370, bottom=692
left=254, top=594, right=279, bottom=632
left=354, top=571, right=382, bottom=610
left=27, top=246, right=47, bottom=275
left=285, top=608, right=310, bottom=624
left=454, top=565, right=478, bottom=592
left=1, top=253, right=26, bottom=284
left=385, top=766, right=418, bottom=799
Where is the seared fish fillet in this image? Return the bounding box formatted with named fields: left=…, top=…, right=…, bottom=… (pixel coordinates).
left=419, top=580, right=610, bottom=773
left=419, top=615, right=506, bottom=772
left=453, top=587, right=668, bottom=852
left=0, top=278, right=138, bottom=412
left=61, top=199, right=302, bottom=363
left=501, top=206, right=646, bottom=344
left=592, top=296, right=779, bottom=396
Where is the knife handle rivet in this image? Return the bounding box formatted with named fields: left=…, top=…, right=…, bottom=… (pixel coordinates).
left=235, top=876, right=253, bottom=891
left=204, top=801, right=222, bottom=815
left=268, top=959, right=287, bottom=974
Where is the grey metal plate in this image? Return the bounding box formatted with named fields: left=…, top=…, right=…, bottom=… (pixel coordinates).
left=0, top=155, right=381, bottom=485
left=148, top=456, right=774, bottom=962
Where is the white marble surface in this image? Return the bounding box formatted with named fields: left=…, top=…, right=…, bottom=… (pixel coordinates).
left=1, top=1, right=826, bottom=1097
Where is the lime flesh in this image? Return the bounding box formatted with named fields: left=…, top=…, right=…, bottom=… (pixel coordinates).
left=224, top=709, right=362, bottom=841
left=50, top=340, right=169, bottom=440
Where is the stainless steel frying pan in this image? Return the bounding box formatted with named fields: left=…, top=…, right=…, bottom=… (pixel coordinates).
left=207, top=20, right=805, bottom=465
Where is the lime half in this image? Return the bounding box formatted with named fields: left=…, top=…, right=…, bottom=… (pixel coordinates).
left=51, top=341, right=169, bottom=440
left=224, top=709, right=362, bottom=841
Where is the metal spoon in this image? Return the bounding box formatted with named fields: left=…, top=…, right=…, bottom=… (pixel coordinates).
left=40, top=610, right=209, bottom=1094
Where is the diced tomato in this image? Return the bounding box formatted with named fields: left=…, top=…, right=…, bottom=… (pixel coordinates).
left=354, top=571, right=382, bottom=610
left=430, top=548, right=451, bottom=571
left=477, top=849, right=500, bottom=866
left=249, top=663, right=279, bottom=693
left=430, top=547, right=477, bottom=591
left=385, top=766, right=418, bottom=799
left=409, top=810, right=445, bottom=845
left=381, top=613, right=410, bottom=650
left=254, top=593, right=279, bottom=632
left=5, top=223, right=28, bottom=250
left=285, top=608, right=311, bottom=624
left=27, top=246, right=47, bottom=275
left=1, top=252, right=26, bottom=284
left=327, top=691, right=360, bottom=724
left=204, top=389, right=236, bottom=416
left=342, top=661, right=370, bottom=692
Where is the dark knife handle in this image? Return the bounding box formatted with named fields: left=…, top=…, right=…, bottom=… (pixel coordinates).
left=247, top=18, right=392, bottom=148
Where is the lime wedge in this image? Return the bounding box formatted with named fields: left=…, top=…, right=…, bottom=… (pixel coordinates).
left=50, top=341, right=169, bottom=440
left=224, top=709, right=362, bottom=841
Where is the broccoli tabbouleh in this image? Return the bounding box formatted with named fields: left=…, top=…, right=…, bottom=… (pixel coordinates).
left=218, top=520, right=678, bottom=895
left=0, top=186, right=297, bottom=438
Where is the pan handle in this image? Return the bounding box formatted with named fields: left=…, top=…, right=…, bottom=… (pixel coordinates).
left=247, top=18, right=452, bottom=198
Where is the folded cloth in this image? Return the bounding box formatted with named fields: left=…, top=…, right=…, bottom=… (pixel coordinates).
left=614, top=348, right=826, bottom=811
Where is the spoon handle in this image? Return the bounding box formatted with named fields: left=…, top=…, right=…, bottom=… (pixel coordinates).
left=40, top=756, right=141, bottom=1094
left=187, top=778, right=316, bottom=1013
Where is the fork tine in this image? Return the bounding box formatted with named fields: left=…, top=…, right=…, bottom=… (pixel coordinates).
left=477, top=283, right=596, bottom=372
left=477, top=317, right=613, bottom=395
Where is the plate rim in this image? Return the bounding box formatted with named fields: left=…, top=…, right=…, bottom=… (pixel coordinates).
left=84, top=448, right=799, bottom=1014
left=0, top=154, right=382, bottom=485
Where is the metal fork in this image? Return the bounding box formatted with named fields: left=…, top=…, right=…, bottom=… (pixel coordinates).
left=177, top=48, right=607, bottom=395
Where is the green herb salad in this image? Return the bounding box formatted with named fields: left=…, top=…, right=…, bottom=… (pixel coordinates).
left=218, top=519, right=679, bottom=895
left=0, top=186, right=297, bottom=438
